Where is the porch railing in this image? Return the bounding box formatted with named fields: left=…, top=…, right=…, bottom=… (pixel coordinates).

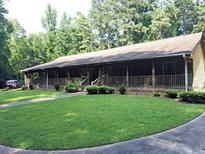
left=34, top=74, right=192, bottom=90
left=101, top=74, right=193, bottom=89
left=37, top=77, right=87, bottom=89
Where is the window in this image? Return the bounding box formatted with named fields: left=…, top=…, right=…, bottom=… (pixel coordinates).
left=163, top=62, right=176, bottom=75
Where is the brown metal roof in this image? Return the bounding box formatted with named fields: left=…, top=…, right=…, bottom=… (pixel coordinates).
left=22, top=32, right=203, bottom=72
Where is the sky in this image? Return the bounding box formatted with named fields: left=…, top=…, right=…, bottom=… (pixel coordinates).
left=5, top=0, right=92, bottom=34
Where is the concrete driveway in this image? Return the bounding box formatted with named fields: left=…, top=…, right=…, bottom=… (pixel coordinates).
left=0, top=113, right=205, bottom=154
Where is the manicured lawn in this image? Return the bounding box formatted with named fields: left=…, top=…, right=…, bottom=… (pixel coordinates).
left=0, top=95, right=204, bottom=150
left=0, top=89, right=63, bottom=104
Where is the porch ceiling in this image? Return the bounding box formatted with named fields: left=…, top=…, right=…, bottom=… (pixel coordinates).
left=22, top=32, right=202, bottom=73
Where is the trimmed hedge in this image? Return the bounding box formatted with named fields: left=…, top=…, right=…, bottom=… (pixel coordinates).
left=153, top=93, right=161, bottom=97
left=86, top=85, right=115, bottom=94
left=86, top=85, right=98, bottom=94
left=54, top=84, right=60, bottom=91
left=119, top=85, right=126, bottom=94
left=165, top=90, right=178, bottom=98
left=65, top=83, right=78, bottom=93
left=98, top=86, right=109, bottom=94
left=108, top=87, right=115, bottom=94
left=179, top=91, right=205, bottom=103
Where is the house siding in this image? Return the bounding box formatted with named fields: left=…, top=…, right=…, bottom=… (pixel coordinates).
left=192, top=41, right=205, bottom=90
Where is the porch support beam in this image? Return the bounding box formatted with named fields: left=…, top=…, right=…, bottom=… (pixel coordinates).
left=126, top=66, right=129, bottom=87
left=106, top=66, right=109, bottom=86
left=46, top=70, right=48, bottom=89
left=152, top=62, right=155, bottom=87
left=98, top=68, right=101, bottom=78
left=87, top=69, right=90, bottom=84
left=185, top=59, right=188, bottom=92
left=24, top=73, right=28, bottom=87
left=67, top=69, right=70, bottom=80
left=56, top=70, right=59, bottom=85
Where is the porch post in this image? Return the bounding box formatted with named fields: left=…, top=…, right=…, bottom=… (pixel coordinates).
left=46, top=70, right=48, bottom=89
left=67, top=70, right=70, bottom=80
left=185, top=59, right=188, bottom=92
left=106, top=66, right=109, bottom=86
left=56, top=70, right=59, bottom=85
left=152, top=62, right=155, bottom=87
left=24, top=73, right=28, bottom=87
left=87, top=69, right=90, bottom=84
left=98, top=68, right=101, bottom=78
left=126, top=66, right=129, bottom=87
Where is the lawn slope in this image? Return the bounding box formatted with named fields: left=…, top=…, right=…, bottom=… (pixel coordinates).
left=0, top=95, right=204, bottom=150
left=0, top=89, right=62, bottom=104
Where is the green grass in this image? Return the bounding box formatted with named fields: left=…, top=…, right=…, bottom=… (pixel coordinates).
left=0, top=95, right=204, bottom=150
left=0, top=89, right=63, bottom=104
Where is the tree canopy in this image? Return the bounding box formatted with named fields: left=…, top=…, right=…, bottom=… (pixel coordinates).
left=0, top=0, right=205, bottom=82
left=0, top=0, right=13, bottom=82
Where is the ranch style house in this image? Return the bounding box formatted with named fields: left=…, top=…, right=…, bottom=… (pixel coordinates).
left=22, top=32, right=205, bottom=91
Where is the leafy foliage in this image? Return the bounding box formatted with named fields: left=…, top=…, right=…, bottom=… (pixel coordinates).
left=54, top=84, right=60, bottom=91
left=98, top=85, right=109, bottom=94
left=179, top=91, right=205, bottom=103
left=119, top=85, right=126, bottom=94
left=153, top=93, right=161, bottom=97
left=65, top=82, right=79, bottom=93
left=165, top=90, right=178, bottom=98
left=108, top=87, right=115, bottom=94
left=0, top=0, right=13, bottom=82
left=86, top=85, right=99, bottom=94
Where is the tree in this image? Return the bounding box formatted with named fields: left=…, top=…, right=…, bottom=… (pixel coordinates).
left=9, top=19, right=26, bottom=38
left=145, top=1, right=179, bottom=40
left=8, top=19, right=30, bottom=75
left=41, top=4, right=57, bottom=32
left=41, top=4, right=58, bottom=61
left=71, top=12, right=96, bottom=54
left=89, top=0, right=159, bottom=49
left=174, top=0, right=197, bottom=34
left=54, top=13, right=74, bottom=58
left=0, top=0, right=13, bottom=82
left=8, top=20, right=49, bottom=78
left=193, top=2, right=205, bottom=33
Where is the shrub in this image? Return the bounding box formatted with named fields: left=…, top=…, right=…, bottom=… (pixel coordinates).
left=29, top=85, right=34, bottom=90
left=65, top=86, right=78, bottom=93
left=54, top=84, right=60, bottom=91
left=153, top=93, right=160, bottom=97
left=108, top=87, right=115, bottom=94
left=72, top=80, right=80, bottom=89
left=21, top=85, right=28, bottom=90
left=86, top=85, right=98, bottom=94
left=19, top=79, right=24, bottom=87
left=165, top=90, right=178, bottom=98
left=65, top=83, right=78, bottom=93
left=179, top=91, right=205, bottom=103
left=98, top=86, right=109, bottom=94
left=119, top=85, right=126, bottom=94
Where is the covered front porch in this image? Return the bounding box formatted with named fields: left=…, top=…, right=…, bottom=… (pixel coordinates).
left=25, top=56, right=193, bottom=91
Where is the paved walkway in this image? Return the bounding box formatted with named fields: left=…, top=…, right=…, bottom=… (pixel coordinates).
left=0, top=112, right=205, bottom=154
left=0, top=92, right=86, bottom=109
